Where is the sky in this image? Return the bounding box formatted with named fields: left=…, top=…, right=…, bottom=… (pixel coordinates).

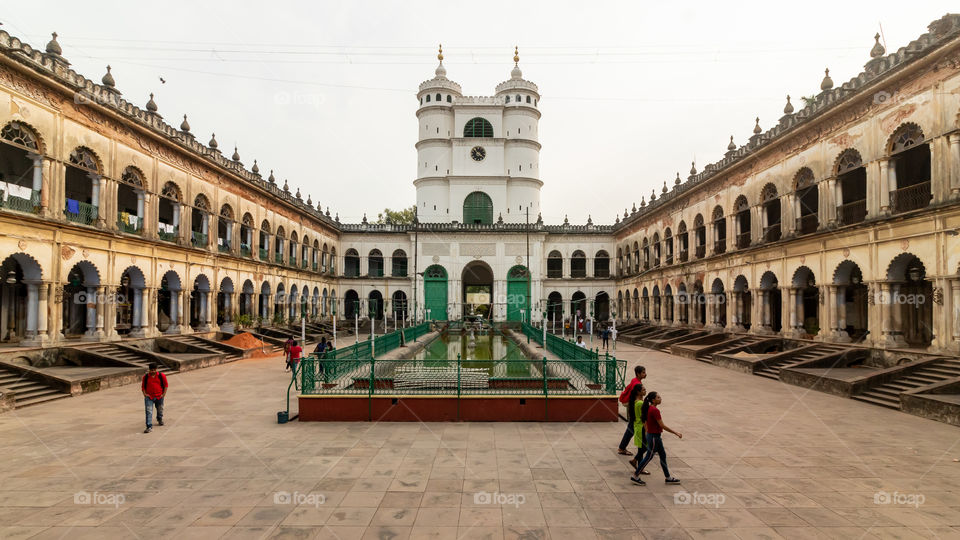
left=3, top=1, right=956, bottom=224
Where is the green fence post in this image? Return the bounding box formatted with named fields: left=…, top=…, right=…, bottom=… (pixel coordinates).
left=542, top=356, right=548, bottom=421
left=368, top=357, right=375, bottom=421
left=457, top=353, right=462, bottom=421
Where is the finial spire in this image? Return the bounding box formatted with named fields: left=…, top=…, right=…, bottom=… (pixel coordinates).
left=753, top=117, right=762, bottom=134
left=870, top=33, right=885, bottom=58
left=783, top=95, right=794, bottom=114
left=820, top=68, right=834, bottom=91
left=514, top=46, right=519, bottom=65
left=437, top=43, right=443, bottom=62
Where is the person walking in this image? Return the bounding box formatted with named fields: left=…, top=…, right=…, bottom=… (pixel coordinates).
left=314, top=336, right=328, bottom=356
left=288, top=340, right=303, bottom=390
left=283, top=336, right=295, bottom=371
left=631, top=391, right=682, bottom=485
left=142, top=363, right=168, bottom=434
left=617, top=365, right=646, bottom=455
left=576, top=335, right=586, bottom=348
left=609, top=325, right=618, bottom=352
left=626, top=383, right=649, bottom=472
left=601, top=326, right=610, bottom=350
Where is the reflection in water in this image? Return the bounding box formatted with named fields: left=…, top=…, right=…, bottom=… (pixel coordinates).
left=412, top=331, right=530, bottom=377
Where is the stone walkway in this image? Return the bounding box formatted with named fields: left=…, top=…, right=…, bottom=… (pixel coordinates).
left=1, top=342, right=959, bottom=539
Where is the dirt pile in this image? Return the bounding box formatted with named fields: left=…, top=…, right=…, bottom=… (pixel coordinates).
left=222, top=332, right=265, bottom=350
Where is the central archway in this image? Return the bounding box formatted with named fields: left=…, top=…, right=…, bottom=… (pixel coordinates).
left=462, top=261, right=494, bottom=320
left=423, top=265, right=448, bottom=321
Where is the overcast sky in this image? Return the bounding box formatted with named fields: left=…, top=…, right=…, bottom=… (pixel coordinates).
left=3, top=1, right=956, bottom=224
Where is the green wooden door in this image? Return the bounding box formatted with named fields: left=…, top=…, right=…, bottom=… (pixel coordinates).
left=506, top=265, right=530, bottom=322
left=424, top=265, right=448, bottom=321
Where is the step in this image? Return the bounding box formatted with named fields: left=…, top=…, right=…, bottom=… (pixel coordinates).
left=15, top=392, right=71, bottom=408
left=902, top=374, right=944, bottom=385
left=852, top=394, right=901, bottom=409
left=869, top=387, right=903, bottom=399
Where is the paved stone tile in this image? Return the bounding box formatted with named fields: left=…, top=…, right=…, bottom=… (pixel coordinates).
left=0, top=343, right=958, bottom=538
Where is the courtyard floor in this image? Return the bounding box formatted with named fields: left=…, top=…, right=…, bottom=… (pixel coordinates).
left=1, top=341, right=959, bottom=539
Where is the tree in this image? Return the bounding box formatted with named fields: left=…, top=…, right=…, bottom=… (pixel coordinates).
left=377, top=206, right=416, bottom=224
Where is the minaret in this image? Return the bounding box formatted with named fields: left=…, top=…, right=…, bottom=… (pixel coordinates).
left=494, top=47, right=542, bottom=222
left=415, top=44, right=462, bottom=223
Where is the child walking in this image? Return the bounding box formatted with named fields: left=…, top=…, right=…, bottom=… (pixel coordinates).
left=626, top=383, right=650, bottom=474
left=631, top=391, right=682, bottom=485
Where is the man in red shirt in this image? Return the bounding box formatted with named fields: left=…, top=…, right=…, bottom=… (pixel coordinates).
left=617, top=365, right=646, bottom=455
left=141, top=363, right=168, bottom=433
left=288, top=340, right=303, bottom=390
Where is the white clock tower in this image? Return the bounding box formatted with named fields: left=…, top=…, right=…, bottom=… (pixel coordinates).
left=414, top=46, right=542, bottom=224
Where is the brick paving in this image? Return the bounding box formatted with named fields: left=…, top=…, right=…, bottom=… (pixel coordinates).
left=1, top=342, right=959, bottom=539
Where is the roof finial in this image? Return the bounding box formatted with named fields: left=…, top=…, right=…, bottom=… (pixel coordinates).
left=870, top=33, right=885, bottom=58
left=231, top=146, right=240, bottom=162
left=435, top=43, right=447, bottom=77
left=783, top=95, right=794, bottom=114
left=251, top=159, right=259, bottom=174
left=820, top=68, right=834, bottom=91
left=514, top=46, right=519, bottom=65
left=101, top=65, right=115, bottom=87
left=146, top=93, right=158, bottom=113
left=45, top=32, right=62, bottom=55
left=753, top=117, right=762, bottom=134
left=689, top=160, right=697, bottom=176
left=727, top=135, right=736, bottom=151
left=438, top=43, right=443, bottom=62
left=208, top=133, right=218, bottom=149
left=675, top=172, right=681, bottom=186
left=180, top=114, right=190, bottom=133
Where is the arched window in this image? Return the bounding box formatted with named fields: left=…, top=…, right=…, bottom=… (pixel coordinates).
left=116, top=167, right=144, bottom=234
left=217, top=204, right=234, bottom=252
left=547, top=250, right=562, bottom=278
left=693, top=214, right=705, bottom=258
left=734, top=195, right=751, bottom=249
left=463, top=191, right=493, bottom=224
left=368, top=249, right=383, bottom=277
left=676, top=222, right=688, bottom=262
left=392, top=249, right=408, bottom=277
left=760, top=184, right=781, bottom=242
left=712, top=205, right=726, bottom=254
left=594, top=250, right=610, bottom=278
left=663, top=228, right=673, bottom=264
left=64, top=147, right=102, bottom=225
left=0, top=122, right=42, bottom=213
left=344, top=249, right=360, bottom=277
left=652, top=233, right=661, bottom=267
left=446, top=95, right=452, bottom=103
left=463, top=117, right=494, bottom=138
left=435, top=93, right=441, bottom=101
left=794, top=167, right=818, bottom=235
left=571, top=251, right=586, bottom=278
left=888, top=123, right=931, bottom=213
left=836, top=149, right=866, bottom=225
left=191, top=194, right=211, bottom=248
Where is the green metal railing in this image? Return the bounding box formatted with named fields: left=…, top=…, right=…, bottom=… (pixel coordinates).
left=275, top=253, right=284, bottom=264
left=64, top=201, right=97, bottom=225
left=158, top=224, right=178, bottom=242
left=1, top=189, right=40, bottom=214
left=117, top=212, right=142, bottom=234
left=241, top=245, right=252, bottom=257
left=192, top=231, right=208, bottom=247
left=259, top=248, right=268, bottom=261
left=218, top=242, right=230, bottom=253
left=521, top=322, right=613, bottom=387
left=403, top=322, right=429, bottom=342
left=298, top=355, right=625, bottom=396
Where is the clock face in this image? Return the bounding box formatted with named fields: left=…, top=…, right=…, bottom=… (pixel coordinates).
left=470, top=146, right=486, bottom=162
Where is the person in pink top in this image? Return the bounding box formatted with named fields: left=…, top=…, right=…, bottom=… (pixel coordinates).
left=631, top=391, right=682, bottom=486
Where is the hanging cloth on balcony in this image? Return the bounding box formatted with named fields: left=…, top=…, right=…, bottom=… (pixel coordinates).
left=66, top=198, right=80, bottom=213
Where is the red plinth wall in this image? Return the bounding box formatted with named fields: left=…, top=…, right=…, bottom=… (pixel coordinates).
left=297, top=395, right=619, bottom=422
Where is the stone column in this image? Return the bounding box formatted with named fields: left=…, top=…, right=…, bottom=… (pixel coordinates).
left=762, top=290, right=772, bottom=333
left=102, top=285, right=117, bottom=341
left=166, top=290, right=180, bottom=334
left=880, top=282, right=899, bottom=347
left=132, top=287, right=143, bottom=336
left=836, top=285, right=850, bottom=342
left=786, top=288, right=799, bottom=336
left=23, top=281, right=39, bottom=343
left=36, top=281, right=48, bottom=342
left=81, top=286, right=98, bottom=340
left=950, top=134, right=960, bottom=197
left=827, top=177, right=838, bottom=225
left=952, top=280, right=960, bottom=352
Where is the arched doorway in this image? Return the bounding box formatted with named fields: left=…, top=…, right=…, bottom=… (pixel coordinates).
left=344, top=289, right=359, bottom=320
left=692, top=281, right=706, bottom=326
left=677, top=283, right=689, bottom=324
left=833, top=261, right=868, bottom=342
left=791, top=266, right=819, bottom=337
left=158, top=270, right=182, bottom=334
left=711, top=279, right=727, bottom=328
left=259, top=281, right=271, bottom=320
left=218, top=277, right=234, bottom=329
left=664, top=285, right=674, bottom=323
left=759, top=271, right=782, bottom=334
left=116, top=266, right=146, bottom=337
left=240, top=280, right=255, bottom=318
left=547, top=292, right=563, bottom=327
left=423, top=265, right=447, bottom=321
left=274, top=283, right=286, bottom=324
left=595, top=291, right=610, bottom=321
left=368, top=290, right=383, bottom=320
left=0, top=253, right=43, bottom=343
left=392, top=291, right=408, bottom=321
left=505, top=265, right=530, bottom=322
left=651, top=286, right=661, bottom=322
left=571, top=291, right=586, bottom=324
left=463, top=262, right=494, bottom=320
left=886, top=253, right=933, bottom=348
left=733, top=275, right=751, bottom=331
left=190, top=275, right=211, bottom=331
left=63, top=261, right=100, bottom=339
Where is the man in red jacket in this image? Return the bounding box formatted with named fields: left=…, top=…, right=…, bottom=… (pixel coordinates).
left=142, top=363, right=168, bottom=433
left=616, top=365, right=645, bottom=455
